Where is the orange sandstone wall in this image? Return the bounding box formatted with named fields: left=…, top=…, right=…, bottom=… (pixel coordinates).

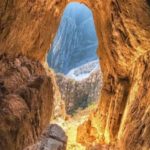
left=0, top=0, right=150, bottom=149
left=0, top=54, right=54, bottom=150
left=77, top=1, right=150, bottom=149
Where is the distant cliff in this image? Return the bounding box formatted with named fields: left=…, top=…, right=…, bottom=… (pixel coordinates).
left=56, top=67, right=102, bottom=114
left=47, top=2, right=98, bottom=74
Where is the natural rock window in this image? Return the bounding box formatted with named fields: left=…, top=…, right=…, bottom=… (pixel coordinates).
left=47, top=2, right=102, bottom=114
left=47, top=2, right=102, bottom=149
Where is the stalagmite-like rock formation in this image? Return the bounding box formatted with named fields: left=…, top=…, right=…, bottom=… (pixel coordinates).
left=44, top=66, right=66, bottom=120
left=0, top=0, right=150, bottom=149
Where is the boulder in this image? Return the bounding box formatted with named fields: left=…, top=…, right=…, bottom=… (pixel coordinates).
left=25, top=124, right=67, bottom=150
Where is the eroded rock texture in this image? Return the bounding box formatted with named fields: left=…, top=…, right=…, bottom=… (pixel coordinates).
left=44, top=66, right=66, bottom=120
left=0, top=0, right=150, bottom=150
left=77, top=1, right=150, bottom=150
left=0, top=54, right=54, bottom=150
left=56, top=69, right=102, bottom=114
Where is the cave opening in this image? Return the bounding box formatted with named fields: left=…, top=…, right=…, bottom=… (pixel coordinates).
left=47, top=2, right=102, bottom=149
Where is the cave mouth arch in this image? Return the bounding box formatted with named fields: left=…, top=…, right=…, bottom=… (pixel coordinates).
left=47, top=2, right=102, bottom=149
left=47, top=1, right=102, bottom=114
left=0, top=0, right=149, bottom=149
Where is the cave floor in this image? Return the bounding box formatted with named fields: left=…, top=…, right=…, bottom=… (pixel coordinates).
left=52, top=104, right=97, bottom=150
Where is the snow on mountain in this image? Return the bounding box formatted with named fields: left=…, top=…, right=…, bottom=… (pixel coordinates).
left=67, top=60, right=100, bottom=81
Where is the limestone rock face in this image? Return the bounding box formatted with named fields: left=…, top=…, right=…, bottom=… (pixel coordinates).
left=0, top=0, right=150, bottom=150
left=56, top=69, right=102, bottom=114
left=0, top=54, right=54, bottom=150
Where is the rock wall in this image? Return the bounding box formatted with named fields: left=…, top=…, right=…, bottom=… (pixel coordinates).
left=44, top=66, right=66, bottom=120
left=56, top=69, right=102, bottom=114
left=0, top=0, right=150, bottom=149
left=0, top=53, right=54, bottom=150
left=77, top=1, right=150, bottom=150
